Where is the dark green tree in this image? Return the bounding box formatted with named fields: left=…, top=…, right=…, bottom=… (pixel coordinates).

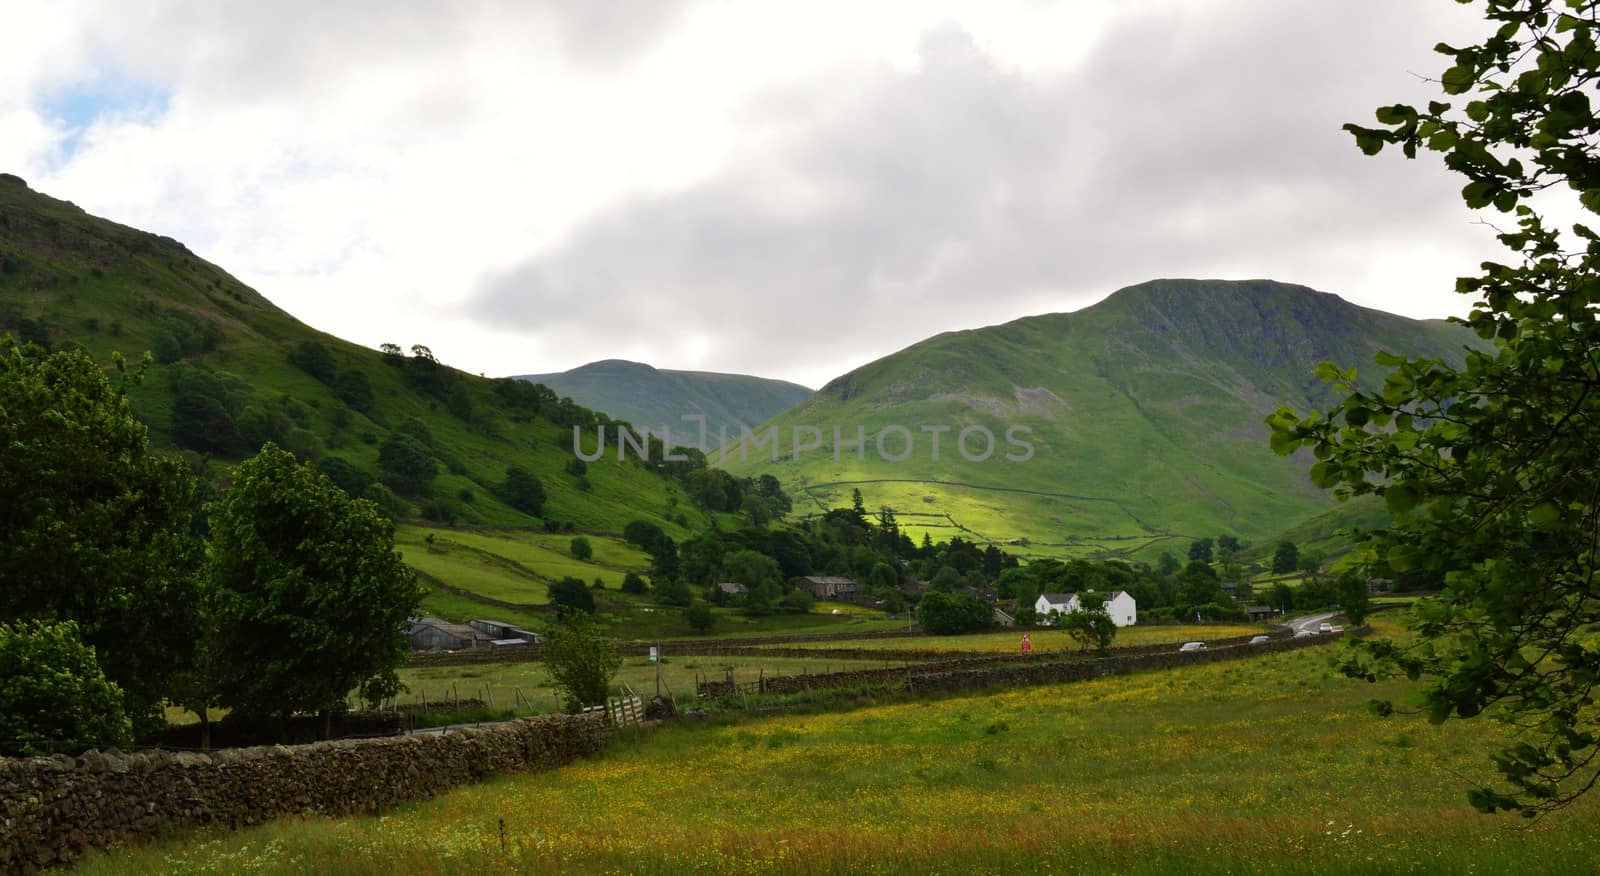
left=0, top=620, right=132, bottom=756
left=1268, top=0, right=1600, bottom=815
left=1178, top=561, right=1223, bottom=607
left=550, top=576, right=597, bottom=615
left=685, top=601, right=715, bottom=634
left=502, top=465, right=546, bottom=515
left=377, top=434, right=438, bottom=494
left=915, top=590, right=991, bottom=634
left=0, top=342, right=203, bottom=730
left=1272, top=541, right=1300, bottom=575
left=1335, top=573, right=1372, bottom=628
left=209, top=443, right=424, bottom=733
left=287, top=340, right=337, bottom=382
left=570, top=536, right=593, bottom=560
left=1188, top=538, right=1214, bottom=563
left=621, top=571, right=648, bottom=594
left=333, top=369, right=374, bottom=414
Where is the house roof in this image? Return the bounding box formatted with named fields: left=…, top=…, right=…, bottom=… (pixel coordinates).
left=411, top=617, right=491, bottom=641
left=1039, top=590, right=1129, bottom=606
left=717, top=582, right=749, bottom=593
left=798, top=576, right=856, bottom=585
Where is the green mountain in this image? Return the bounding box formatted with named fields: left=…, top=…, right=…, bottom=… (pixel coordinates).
left=718, top=278, right=1480, bottom=561
left=0, top=173, right=709, bottom=536
left=517, top=359, right=812, bottom=449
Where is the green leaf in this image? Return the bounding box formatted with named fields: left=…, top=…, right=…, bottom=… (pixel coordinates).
left=1441, top=64, right=1476, bottom=94
left=1385, top=484, right=1421, bottom=514
left=1529, top=502, right=1562, bottom=528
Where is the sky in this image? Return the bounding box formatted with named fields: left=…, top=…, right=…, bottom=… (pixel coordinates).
left=2, top=0, right=1501, bottom=389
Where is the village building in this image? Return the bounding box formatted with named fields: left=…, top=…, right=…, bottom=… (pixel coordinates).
left=407, top=617, right=495, bottom=651
left=1034, top=590, right=1138, bottom=627
left=795, top=575, right=861, bottom=601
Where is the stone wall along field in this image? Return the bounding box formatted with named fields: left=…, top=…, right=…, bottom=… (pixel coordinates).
left=0, top=714, right=608, bottom=874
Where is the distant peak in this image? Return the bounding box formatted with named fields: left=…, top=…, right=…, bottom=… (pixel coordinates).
left=579, top=359, right=660, bottom=373
left=0, top=173, right=27, bottom=189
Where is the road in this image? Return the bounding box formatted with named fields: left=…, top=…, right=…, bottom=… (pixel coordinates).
left=1284, top=611, right=1340, bottom=634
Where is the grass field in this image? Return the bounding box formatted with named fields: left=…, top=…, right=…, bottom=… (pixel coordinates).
left=761, top=624, right=1268, bottom=654
left=398, top=653, right=893, bottom=714
left=75, top=613, right=1600, bottom=874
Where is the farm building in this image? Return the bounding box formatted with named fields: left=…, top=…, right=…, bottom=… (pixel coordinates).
left=795, top=576, right=860, bottom=601
left=468, top=618, right=541, bottom=643
left=1034, top=590, right=1138, bottom=627
left=716, top=582, right=749, bottom=597
left=407, top=617, right=494, bottom=651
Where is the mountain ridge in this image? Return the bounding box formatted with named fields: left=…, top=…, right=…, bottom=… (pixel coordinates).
left=518, top=358, right=813, bottom=449
left=721, top=278, right=1481, bottom=560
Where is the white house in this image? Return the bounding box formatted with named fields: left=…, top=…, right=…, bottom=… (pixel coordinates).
left=1034, top=590, right=1138, bottom=627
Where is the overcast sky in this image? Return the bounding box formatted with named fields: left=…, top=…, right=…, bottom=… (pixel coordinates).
left=3, top=1, right=1498, bottom=388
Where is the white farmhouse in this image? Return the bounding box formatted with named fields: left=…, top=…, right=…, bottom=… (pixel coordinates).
left=1034, top=590, right=1137, bottom=627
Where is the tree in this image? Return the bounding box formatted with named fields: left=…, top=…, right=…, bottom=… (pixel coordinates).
left=1156, top=551, right=1182, bottom=577
left=1178, top=561, right=1223, bottom=607
left=377, top=434, right=438, bottom=494
left=0, top=342, right=203, bottom=730
left=1060, top=595, right=1117, bottom=654
left=1268, top=1, right=1600, bottom=815
left=721, top=549, right=783, bottom=591
left=543, top=613, right=621, bottom=713
left=1269, top=582, right=1296, bottom=613
left=333, top=369, right=374, bottom=414
left=1217, top=534, right=1242, bottom=555
left=1188, top=538, right=1214, bottom=563
left=0, top=621, right=132, bottom=756
left=502, top=465, right=546, bottom=515
left=685, top=601, right=715, bottom=634
left=916, top=590, right=991, bottom=634
left=570, top=536, right=593, bottom=560
left=621, top=571, right=648, bottom=594
left=929, top=566, right=964, bottom=593
left=550, top=576, right=597, bottom=615
left=287, top=340, right=337, bottom=382
left=1335, top=573, right=1372, bottom=628
left=1272, top=541, right=1300, bottom=575
left=208, top=444, right=424, bottom=732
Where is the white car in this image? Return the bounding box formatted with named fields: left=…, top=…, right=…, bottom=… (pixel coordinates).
left=1294, top=630, right=1313, bottom=638
left=1178, top=641, right=1207, bottom=652
left=1318, top=622, right=1334, bottom=634
left=1249, top=635, right=1271, bottom=645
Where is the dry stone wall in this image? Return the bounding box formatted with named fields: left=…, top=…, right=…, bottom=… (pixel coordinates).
left=0, top=714, right=607, bottom=874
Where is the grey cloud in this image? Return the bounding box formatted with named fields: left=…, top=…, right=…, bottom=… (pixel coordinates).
left=470, top=2, right=1492, bottom=383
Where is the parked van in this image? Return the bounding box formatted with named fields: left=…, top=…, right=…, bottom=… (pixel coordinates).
left=1249, top=635, right=1271, bottom=645
left=1178, top=642, right=1207, bottom=652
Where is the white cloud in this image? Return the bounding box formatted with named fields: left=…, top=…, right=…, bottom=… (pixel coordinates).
left=7, top=0, right=1504, bottom=387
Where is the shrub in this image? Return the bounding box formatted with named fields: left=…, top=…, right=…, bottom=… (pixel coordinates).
left=571, top=536, right=593, bottom=560
left=543, top=613, right=621, bottom=713
left=621, top=572, right=648, bottom=594
left=686, top=602, right=715, bottom=634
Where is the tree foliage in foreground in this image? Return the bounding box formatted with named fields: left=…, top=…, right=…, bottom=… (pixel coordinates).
left=0, top=341, right=202, bottom=731
left=1269, top=0, right=1600, bottom=816
left=0, top=621, right=131, bottom=756
left=209, top=443, right=424, bottom=725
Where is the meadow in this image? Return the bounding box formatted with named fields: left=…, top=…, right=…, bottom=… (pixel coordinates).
left=75, top=615, right=1600, bottom=874
left=760, top=624, right=1268, bottom=654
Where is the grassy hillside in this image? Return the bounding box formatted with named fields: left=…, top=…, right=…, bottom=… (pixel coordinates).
left=77, top=617, right=1599, bottom=874
left=721, top=279, right=1481, bottom=561
left=518, top=358, right=813, bottom=449
left=0, top=174, right=707, bottom=537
